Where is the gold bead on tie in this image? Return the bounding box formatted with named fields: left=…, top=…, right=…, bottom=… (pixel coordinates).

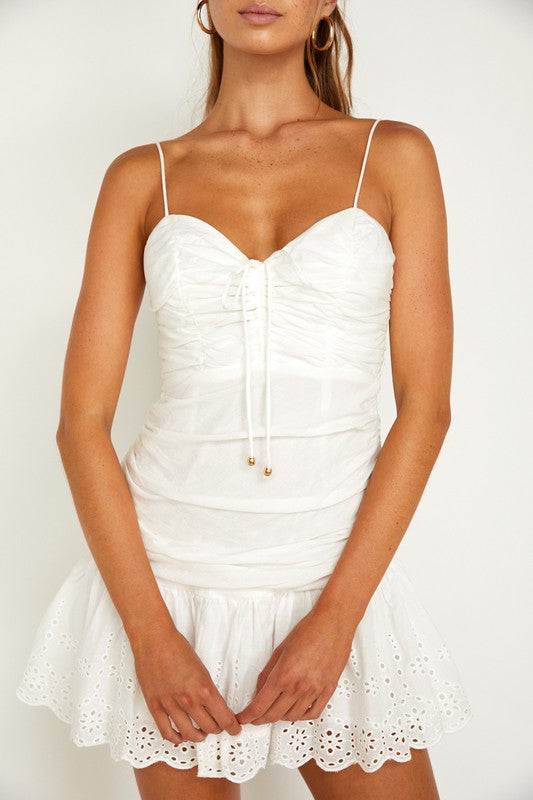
left=263, top=466, right=272, bottom=477
left=247, top=456, right=256, bottom=466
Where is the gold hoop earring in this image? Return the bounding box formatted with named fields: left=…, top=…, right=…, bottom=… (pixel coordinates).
left=196, top=0, right=216, bottom=34
left=310, top=16, right=335, bottom=51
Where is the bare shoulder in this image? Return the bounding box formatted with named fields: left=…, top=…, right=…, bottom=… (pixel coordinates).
left=90, top=140, right=181, bottom=243
left=340, top=115, right=435, bottom=148
left=99, top=142, right=162, bottom=210
left=375, top=118, right=438, bottom=161
left=107, top=135, right=198, bottom=190
left=374, top=119, right=443, bottom=200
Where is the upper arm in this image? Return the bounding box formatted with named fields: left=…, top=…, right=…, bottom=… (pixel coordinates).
left=385, top=121, right=453, bottom=423
left=57, top=143, right=158, bottom=436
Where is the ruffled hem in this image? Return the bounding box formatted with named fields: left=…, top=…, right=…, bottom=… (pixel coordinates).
left=16, top=555, right=473, bottom=783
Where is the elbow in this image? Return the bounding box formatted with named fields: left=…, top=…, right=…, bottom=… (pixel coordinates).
left=397, top=397, right=452, bottom=436
left=437, top=403, right=452, bottom=432
left=56, top=420, right=73, bottom=452
left=55, top=420, right=66, bottom=448
left=425, top=402, right=451, bottom=439
left=55, top=411, right=110, bottom=450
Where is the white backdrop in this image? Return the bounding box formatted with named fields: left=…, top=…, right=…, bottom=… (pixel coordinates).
left=2, top=0, right=532, bottom=798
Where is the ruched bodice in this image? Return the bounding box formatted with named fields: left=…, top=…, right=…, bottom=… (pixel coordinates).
left=138, top=205, right=394, bottom=499
left=120, top=120, right=396, bottom=590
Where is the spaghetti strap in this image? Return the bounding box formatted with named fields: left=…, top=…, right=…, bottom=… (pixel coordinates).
left=155, top=141, right=169, bottom=217
left=353, top=119, right=382, bottom=208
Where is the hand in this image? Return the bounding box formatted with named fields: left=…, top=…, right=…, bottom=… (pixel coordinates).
left=235, top=607, right=355, bottom=726
left=131, top=623, right=243, bottom=745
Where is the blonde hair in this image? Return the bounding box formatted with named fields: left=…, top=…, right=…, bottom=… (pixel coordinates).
left=200, top=3, right=354, bottom=118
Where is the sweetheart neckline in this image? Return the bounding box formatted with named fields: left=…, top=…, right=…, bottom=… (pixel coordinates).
left=144, top=205, right=394, bottom=263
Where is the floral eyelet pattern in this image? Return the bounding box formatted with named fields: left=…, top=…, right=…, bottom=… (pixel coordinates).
left=16, top=556, right=472, bottom=783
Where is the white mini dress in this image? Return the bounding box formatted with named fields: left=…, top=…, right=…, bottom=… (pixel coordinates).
left=16, top=119, right=472, bottom=783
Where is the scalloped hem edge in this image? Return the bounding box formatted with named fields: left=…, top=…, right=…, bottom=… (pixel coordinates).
left=15, top=688, right=473, bottom=784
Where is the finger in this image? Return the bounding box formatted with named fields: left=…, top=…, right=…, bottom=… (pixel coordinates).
left=188, top=702, right=225, bottom=735
left=206, top=694, right=243, bottom=736
left=164, top=699, right=208, bottom=743
left=281, top=687, right=319, bottom=721
left=151, top=705, right=184, bottom=746
left=246, top=690, right=299, bottom=725
left=298, top=688, right=332, bottom=720
left=236, top=676, right=285, bottom=724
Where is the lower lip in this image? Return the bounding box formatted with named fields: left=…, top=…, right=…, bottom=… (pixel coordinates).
left=238, top=11, right=282, bottom=25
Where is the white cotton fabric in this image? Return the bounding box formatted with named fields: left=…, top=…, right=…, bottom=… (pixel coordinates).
left=16, top=120, right=472, bottom=782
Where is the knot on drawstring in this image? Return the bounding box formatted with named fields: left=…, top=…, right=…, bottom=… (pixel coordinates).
left=221, top=258, right=273, bottom=476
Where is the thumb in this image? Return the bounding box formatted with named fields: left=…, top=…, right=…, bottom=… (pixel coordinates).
left=256, top=644, right=282, bottom=692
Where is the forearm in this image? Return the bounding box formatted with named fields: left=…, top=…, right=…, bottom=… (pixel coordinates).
left=56, top=420, right=176, bottom=650
left=313, top=403, right=450, bottom=633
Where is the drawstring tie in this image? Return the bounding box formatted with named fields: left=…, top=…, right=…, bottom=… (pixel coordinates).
left=221, top=259, right=273, bottom=476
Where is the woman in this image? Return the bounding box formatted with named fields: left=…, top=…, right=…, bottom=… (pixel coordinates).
left=16, top=1, right=472, bottom=798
